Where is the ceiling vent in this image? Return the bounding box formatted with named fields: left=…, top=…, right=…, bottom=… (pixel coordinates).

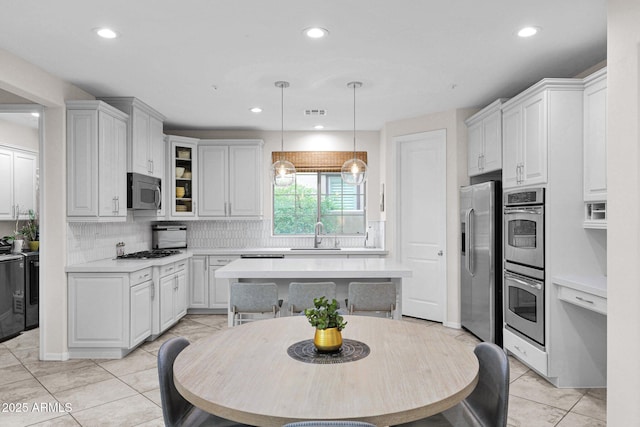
left=304, top=109, right=327, bottom=116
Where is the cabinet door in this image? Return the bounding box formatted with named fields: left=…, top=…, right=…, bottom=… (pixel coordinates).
left=482, top=111, right=502, bottom=173
left=114, top=116, right=128, bottom=217
left=98, top=111, right=119, bottom=217
left=208, top=265, right=229, bottom=308
left=67, top=109, right=99, bottom=216
left=198, top=145, right=228, bottom=216
left=502, top=106, right=521, bottom=189
left=175, top=270, right=188, bottom=319
left=189, top=256, right=208, bottom=308
left=0, top=148, right=14, bottom=219
left=149, top=116, right=165, bottom=179
left=229, top=145, right=262, bottom=216
left=467, top=121, right=483, bottom=176
left=130, top=280, right=153, bottom=347
left=132, top=108, right=151, bottom=175
left=170, top=140, right=198, bottom=218
left=159, top=274, right=176, bottom=331
left=584, top=78, right=607, bottom=201
left=522, top=92, right=547, bottom=186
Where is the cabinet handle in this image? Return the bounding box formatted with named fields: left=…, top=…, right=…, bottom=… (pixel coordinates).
left=166, top=267, right=174, bottom=272
left=481, top=154, right=485, bottom=170
left=477, top=155, right=482, bottom=170
left=575, top=296, right=595, bottom=304
left=514, top=345, right=527, bottom=356
left=150, top=285, right=155, bottom=299
left=228, top=203, right=232, bottom=216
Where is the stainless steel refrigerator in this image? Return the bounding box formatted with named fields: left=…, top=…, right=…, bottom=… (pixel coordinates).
left=460, top=181, right=502, bottom=345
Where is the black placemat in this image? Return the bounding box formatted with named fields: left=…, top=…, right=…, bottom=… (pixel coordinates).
left=287, top=339, right=370, bottom=364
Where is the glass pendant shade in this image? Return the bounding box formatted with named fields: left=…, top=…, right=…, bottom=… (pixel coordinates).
left=341, top=81, right=367, bottom=185
left=272, top=159, right=296, bottom=187
left=341, top=158, right=367, bottom=185
left=271, top=80, right=296, bottom=187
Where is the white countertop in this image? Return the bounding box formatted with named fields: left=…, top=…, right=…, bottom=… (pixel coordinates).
left=189, top=247, right=388, bottom=256
left=552, top=274, right=607, bottom=298
left=66, top=251, right=193, bottom=273
left=215, top=257, right=412, bottom=279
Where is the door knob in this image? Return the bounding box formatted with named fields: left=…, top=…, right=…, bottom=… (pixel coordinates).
left=437, top=250, right=443, bottom=256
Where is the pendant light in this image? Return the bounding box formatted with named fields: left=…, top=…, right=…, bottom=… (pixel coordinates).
left=341, top=81, right=367, bottom=185
left=271, top=81, right=296, bottom=187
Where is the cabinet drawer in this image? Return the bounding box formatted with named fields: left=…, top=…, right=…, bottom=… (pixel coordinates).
left=175, top=259, right=188, bottom=272
left=131, top=268, right=152, bottom=285
left=209, top=257, right=237, bottom=266
left=503, top=328, right=548, bottom=376
left=159, top=263, right=177, bottom=277
left=558, top=286, right=607, bottom=315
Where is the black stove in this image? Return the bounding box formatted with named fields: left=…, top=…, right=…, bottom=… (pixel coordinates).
left=116, top=249, right=182, bottom=260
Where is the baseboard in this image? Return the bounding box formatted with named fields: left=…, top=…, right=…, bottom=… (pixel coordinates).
left=42, top=351, right=70, bottom=361
left=443, top=321, right=461, bottom=329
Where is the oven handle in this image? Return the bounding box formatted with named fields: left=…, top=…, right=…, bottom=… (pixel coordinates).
left=504, top=208, right=542, bottom=215
left=465, top=208, right=474, bottom=275
left=504, top=271, right=543, bottom=290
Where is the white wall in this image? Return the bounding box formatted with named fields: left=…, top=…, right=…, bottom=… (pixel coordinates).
left=381, top=108, right=474, bottom=327
left=0, top=47, right=93, bottom=360
left=607, top=0, right=640, bottom=423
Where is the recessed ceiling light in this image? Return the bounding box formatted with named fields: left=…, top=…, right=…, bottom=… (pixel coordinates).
left=304, top=27, right=329, bottom=39
left=250, top=107, right=263, bottom=113
left=517, top=26, right=539, bottom=38
left=95, top=27, right=118, bottom=39
left=314, top=125, right=324, bottom=130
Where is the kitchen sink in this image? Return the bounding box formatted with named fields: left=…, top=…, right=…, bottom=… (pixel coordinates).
left=289, top=248, right=342, bottom=251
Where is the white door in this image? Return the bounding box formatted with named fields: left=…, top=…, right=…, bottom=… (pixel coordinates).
left=396, top=130, right=447, bottom=321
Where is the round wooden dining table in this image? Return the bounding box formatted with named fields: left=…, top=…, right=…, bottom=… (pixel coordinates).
left=173, top=315, right=479, bottom=427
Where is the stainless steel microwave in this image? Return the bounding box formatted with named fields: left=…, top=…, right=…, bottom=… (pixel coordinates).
left=127, top=173, right=161, bottom=210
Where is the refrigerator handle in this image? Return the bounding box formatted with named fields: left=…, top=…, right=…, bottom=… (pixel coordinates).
left=465, top=208, right=474, bottom=275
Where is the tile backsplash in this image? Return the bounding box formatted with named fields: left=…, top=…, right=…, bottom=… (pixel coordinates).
left=67, top=216, right=385, bottom=265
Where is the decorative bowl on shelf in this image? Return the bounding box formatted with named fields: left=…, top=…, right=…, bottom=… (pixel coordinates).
left=175, top=167, right=185, bottom=178
left=176, top=187, right=185, bottom=198
left=177, top=150, right=191, bottom=159
left=182, top=171, right=192, bottom=179
left=176, top=205, right=188, bottom=212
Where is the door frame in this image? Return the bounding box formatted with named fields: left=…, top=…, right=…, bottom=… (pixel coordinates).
left=393, top=129, right=448, bottom=322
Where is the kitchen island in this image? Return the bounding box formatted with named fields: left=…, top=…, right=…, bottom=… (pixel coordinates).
left=215, top=258, right=412, bottom=325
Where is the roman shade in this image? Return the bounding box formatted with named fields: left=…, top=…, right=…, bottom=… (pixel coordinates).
left=271, top=151, right=368, bottom=173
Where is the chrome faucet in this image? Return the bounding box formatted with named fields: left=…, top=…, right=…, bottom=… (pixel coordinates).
left=314, top=221, right=324, bottom=248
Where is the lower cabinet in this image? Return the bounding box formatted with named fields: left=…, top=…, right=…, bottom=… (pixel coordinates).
left=158, top=260, right=188, bottom=332
left=188, top=255, right=238, bottom=312
left=68, top=267, right=153, bottom=358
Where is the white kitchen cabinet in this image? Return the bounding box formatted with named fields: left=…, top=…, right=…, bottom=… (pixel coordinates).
left=465, top=99, right=505, bottom=176
left=198, top=140, right=263, bottom=218
left=68, top=267, right=153, bottom=358
left=0, top=145, right=38, bottom=221
left=99, top=97, right=166, bottom=178
left=188, top=255, right=237, bottom=312
left=502, top=90, right=547, bottom=189
left=66, top=101, right=128, bottom=221
left=158, top=260, right=188, bottom=331
left=166, top=135, right=199, bottom=219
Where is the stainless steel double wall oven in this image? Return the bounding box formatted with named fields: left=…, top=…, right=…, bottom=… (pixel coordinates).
left=503, top=187, right=545, bottom=349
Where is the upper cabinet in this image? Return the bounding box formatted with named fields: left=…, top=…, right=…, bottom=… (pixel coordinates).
left=582, top=68, right=607, bottom=228
left=66, top=101, right=128, bottom=221
left=98, top=97, right=166, bottom=179
left=166, top=135, right=199, bottom=219
left=0, top=145, right=38, bottom=221
left=465, top=99, right=506, bottom=176
left=198, top=140, right=263, bottom=218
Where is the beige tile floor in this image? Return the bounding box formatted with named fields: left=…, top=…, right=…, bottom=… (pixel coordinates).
left=0, top=315, right=606, bottom=427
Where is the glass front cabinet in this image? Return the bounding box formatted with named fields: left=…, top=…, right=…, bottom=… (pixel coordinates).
left=166, top=135, right=199, bottom=218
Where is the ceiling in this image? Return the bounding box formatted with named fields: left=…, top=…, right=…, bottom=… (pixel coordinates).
left=0, top=0, right=606, bottom=131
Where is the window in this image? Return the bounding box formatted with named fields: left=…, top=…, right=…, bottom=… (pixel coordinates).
left=273, top=172, right=366, bottom=235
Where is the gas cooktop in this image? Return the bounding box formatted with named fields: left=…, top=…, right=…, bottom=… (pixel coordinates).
left=116, top=249, right=182, bottom=260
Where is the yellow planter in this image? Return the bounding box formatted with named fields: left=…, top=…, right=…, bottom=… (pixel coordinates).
left=28, top=241, right=40, bottom=251
left=313, top=328, right=343, bottom=352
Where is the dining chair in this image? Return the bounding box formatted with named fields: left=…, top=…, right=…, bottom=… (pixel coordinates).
left=283, top=422, right=377, bottom=427
left=394, top=342, right=510, bottom=427
left=347, top=281, right=396, bottom=318
left=287, top=281, right=337, bottom=315
left=230, top=282, right=280, bottom=326
left=158, top=336, right=247, bottom=427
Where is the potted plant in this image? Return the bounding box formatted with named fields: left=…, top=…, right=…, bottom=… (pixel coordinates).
left=21, top=209, right=39, bottom=251
left=304, top=296, right=347, bottom=352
